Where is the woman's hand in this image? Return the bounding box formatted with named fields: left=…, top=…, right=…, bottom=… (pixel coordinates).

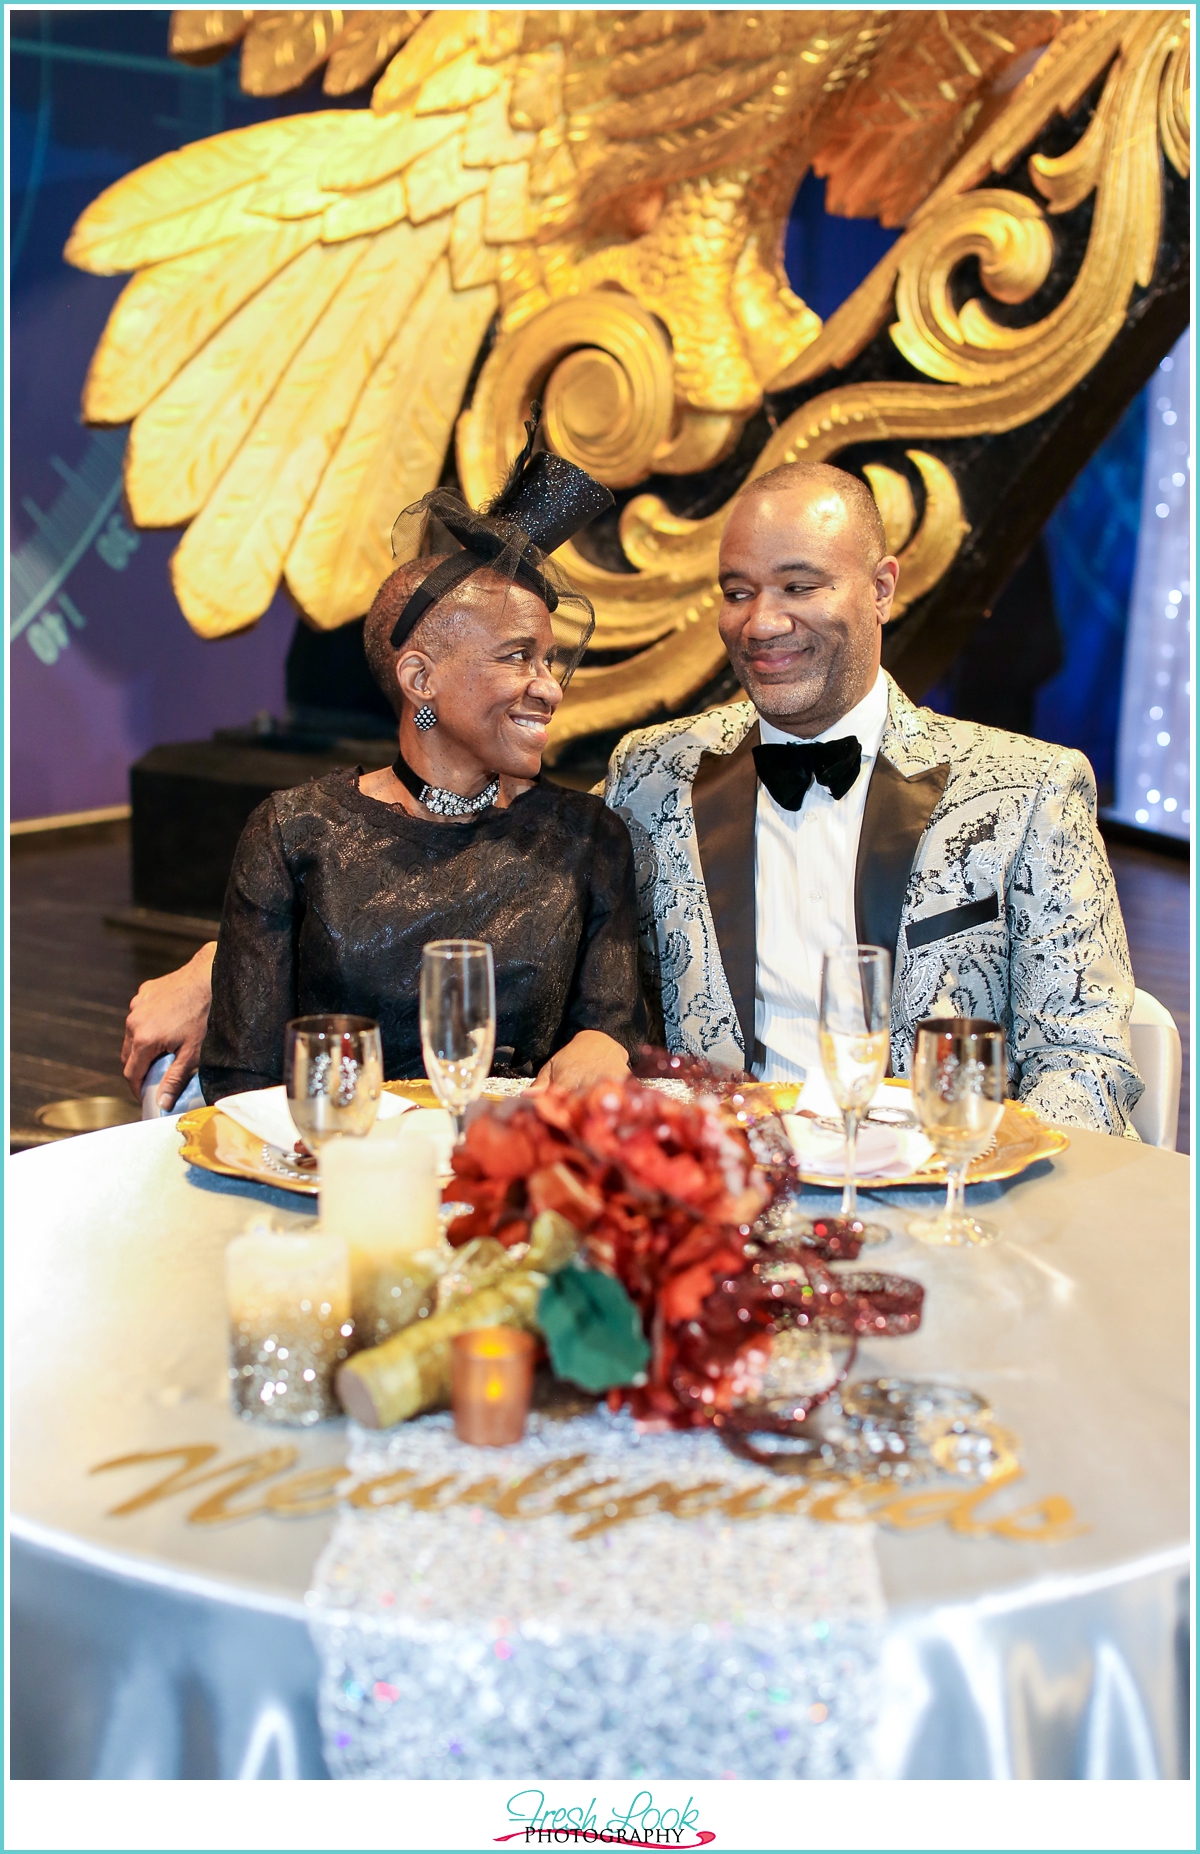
left=122, top=941, right=217, bottom=1109
left=531, top=1030, right=631, bottom=1095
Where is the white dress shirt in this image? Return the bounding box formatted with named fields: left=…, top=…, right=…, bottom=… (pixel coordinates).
left=753, top=668, right=890, bottom=1084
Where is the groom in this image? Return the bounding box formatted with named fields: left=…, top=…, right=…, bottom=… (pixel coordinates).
left=125, top=461, right=1140, bottom=1134
left=603, top=461, right=1139, bottom=1134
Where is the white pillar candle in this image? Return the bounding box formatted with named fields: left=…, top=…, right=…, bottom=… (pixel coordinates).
left=319, top=1136, right=440, bottom=1254
left=371, top=1106, right=456, bottom=1175
left=320, top=1137, right=444, bottom=1349
left=226, top=1228, right=352, bottom=1426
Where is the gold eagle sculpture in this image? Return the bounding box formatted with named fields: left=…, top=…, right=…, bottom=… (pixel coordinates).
left=66, top=8, right=1189, bottom=751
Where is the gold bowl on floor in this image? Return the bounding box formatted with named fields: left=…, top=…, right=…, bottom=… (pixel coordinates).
left=36, top=1096, right=142, bottom=1134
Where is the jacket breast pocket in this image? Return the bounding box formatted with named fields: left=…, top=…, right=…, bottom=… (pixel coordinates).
left=905, top=891, right=1001, bottom=951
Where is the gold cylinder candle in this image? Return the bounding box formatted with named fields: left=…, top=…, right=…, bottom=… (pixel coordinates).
left=335, top=1214, right=575, bottom=1431
left=225, top=1228, right=352, bottom=1426
left=451, top=1326, right=536, bottom=1445
left=336, top=1273, right=542, bottom=1429
left=319, top=1136, right=442, bottom=1346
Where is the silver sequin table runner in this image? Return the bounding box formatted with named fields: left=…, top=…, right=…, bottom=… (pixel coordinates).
left=306, top=1408, right=885, bottom=1779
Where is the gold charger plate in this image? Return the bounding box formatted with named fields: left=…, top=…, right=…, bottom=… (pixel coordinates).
left=385, top=1079, right=446, bottom=1108
left=178, top=1081, right=474, bottom=1196
left=772, top=1084, right=1068, bottom=1190
left=177, top=1103, right=320, bottom=1195
left=179, top=1079, right=1067, bottom=1197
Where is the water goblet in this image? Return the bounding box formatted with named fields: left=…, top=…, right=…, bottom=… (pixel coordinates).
left=907, top=1017, right=1007, bottom=1246
left=419, top=940, right=496, bottom=1140
left=284, top=1015, right=383, bottom=1160
left=817, top=945, right=893, bottom=1247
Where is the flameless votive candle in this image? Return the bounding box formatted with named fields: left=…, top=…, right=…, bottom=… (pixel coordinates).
left=319, top=1137, right=442, bottom=1346
left=226, top=1227, right=352, bottom=1426
left=451, top=1325, right=536, bottom=1445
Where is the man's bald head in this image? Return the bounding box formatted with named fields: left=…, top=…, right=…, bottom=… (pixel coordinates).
left=717, top=459, right=899, bottom=737
left=736, top=461, right=887, bottom=570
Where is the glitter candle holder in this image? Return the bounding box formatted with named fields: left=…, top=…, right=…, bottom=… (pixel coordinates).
left=226, top=1229, right=353, bottom=1425
left=320, top=1137, right=442, bottom=1347
left=451, top=1326, right=536, bottom=1445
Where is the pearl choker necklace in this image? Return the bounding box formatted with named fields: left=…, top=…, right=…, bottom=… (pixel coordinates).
left=392, top=748, right=499, bottom=819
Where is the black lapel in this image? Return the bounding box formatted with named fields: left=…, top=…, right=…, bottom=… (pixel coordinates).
left=692, top=723, right=759, bottom=1063
left=854, top=754, right=951, bottom=960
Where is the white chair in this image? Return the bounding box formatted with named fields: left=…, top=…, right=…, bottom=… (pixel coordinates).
left=1128, top=988, right=1183, bottom=1150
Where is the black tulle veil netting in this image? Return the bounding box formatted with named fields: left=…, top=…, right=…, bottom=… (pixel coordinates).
left=387, top=410, right=614, bottom=688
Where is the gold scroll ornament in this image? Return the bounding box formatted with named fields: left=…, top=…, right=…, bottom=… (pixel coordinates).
left=519, top=9, right=1191, bottom=752
left=64, top=13, right=1054, bottom=639
left=65, top=10, right=1187, bottom=750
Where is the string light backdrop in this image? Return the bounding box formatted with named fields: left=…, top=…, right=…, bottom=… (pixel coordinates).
left=1113, top=332, right=1192, bottom=842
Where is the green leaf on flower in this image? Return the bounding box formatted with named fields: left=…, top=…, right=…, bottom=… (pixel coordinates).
left=537, top=1265, right=651, bottom=1393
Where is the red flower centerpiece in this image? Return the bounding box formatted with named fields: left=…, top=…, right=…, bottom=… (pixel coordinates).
left=446, top=1076, right=769, bottom=1422
left=445, top=1074, right=923, bottom=1430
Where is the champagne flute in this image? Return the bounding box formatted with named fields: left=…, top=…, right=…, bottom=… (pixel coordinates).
left=907, top=1018, right=1007, bottom=1247
left=817, top=945, right=893, bottom=1246
left=284, top=1015, right=383, bottom=1161
left=420, top=940, right=496, bottom=1141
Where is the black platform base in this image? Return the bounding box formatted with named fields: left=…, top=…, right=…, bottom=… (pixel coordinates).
left=129, top=734, right=393, bottom=919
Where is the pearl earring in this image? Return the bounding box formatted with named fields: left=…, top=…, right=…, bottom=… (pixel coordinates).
left=414, top=704, right=437, bottom=732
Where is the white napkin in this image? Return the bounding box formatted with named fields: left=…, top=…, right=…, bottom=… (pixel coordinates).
left=782, top=1114, right=903, bottom=1178
left=794, top=1073, right=914, bottom=1120
left=217, top=1084, right=411, bottom=1152
left=784, top=1076, right=934, bottom=1176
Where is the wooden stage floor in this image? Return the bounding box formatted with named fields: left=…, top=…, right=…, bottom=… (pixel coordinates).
left=9, top=819, right=1191, bottom=1154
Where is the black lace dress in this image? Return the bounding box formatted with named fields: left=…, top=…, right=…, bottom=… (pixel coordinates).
left=199, top=770, right=646, bottom=1101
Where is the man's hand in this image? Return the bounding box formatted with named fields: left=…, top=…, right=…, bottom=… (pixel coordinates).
left=531, top=1030, right=631, bottom=1094
left=122, top=941, right=217, bottom=1110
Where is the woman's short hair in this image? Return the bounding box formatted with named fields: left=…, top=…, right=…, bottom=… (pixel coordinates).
left=363, top=555, right=454, bottom=719
left=364, top=555, right=537, bottom=719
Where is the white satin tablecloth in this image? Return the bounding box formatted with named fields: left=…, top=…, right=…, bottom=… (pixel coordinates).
left=8, top=1116, right=1189, bottom=1779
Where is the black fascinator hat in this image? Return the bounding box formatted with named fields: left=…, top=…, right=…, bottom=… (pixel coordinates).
left=387, top=409, right=614, bottom=687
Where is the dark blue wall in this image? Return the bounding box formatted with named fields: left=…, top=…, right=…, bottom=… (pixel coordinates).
left=9, top=9, right=344, bottom=818
left=1036, top=393, right=1149, bottom=789
left=784, top=171, right=899, bottom=322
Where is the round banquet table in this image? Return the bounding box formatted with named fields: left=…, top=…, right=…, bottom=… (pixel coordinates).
left=9, top=1116, right=1190, bottom=1781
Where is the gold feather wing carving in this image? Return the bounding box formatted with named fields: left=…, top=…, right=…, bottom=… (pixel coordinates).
left=68, top=8, right=1065, bottom=646
left=67, top=20, right=527, bottom=637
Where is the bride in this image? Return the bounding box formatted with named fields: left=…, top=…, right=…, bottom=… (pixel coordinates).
left=189, top=431, right=646, bottom=1102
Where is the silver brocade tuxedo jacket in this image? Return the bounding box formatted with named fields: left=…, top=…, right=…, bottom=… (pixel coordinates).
left=603, top=673, right=1142, bottom=1135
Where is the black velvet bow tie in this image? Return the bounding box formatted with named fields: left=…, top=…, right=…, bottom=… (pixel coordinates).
left=753, top=736, right=862, bottom=810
